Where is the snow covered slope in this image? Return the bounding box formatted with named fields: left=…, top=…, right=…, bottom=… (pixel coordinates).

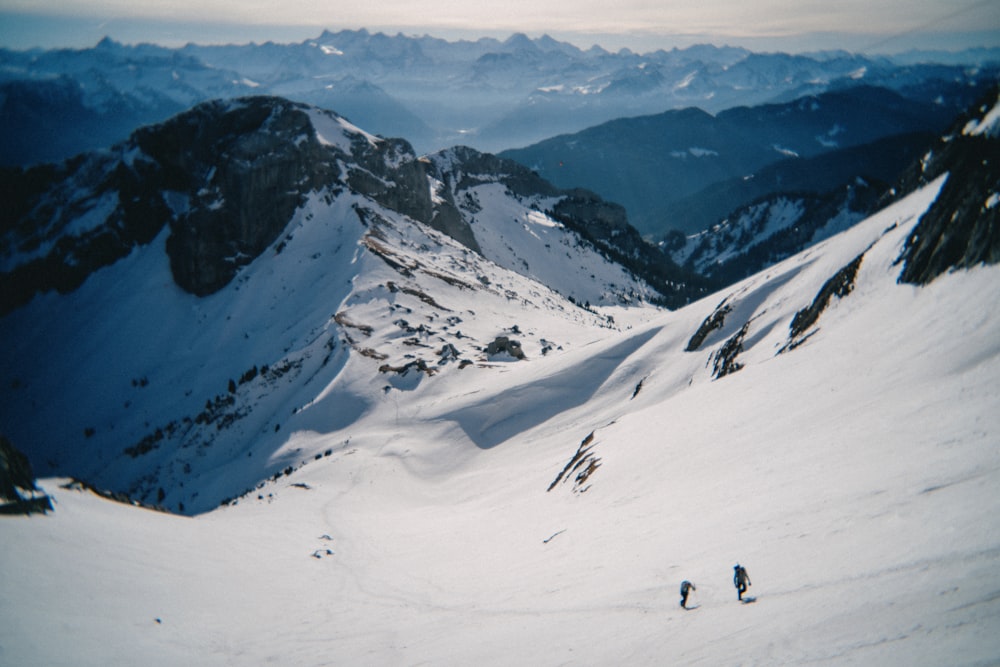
left=1, top=94, right=998, bottom=666
left=0, top=97, right=680, bottom=514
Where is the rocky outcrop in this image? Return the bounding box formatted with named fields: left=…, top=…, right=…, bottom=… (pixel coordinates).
left=1, top=97, right=482, bottom=310
left=350, top=141, right=481, bottom=253
left=547, top=431, right=600, bottom=494
left=422, top=146, right=560, bottom=253
left=140, top=98, right=344, bottom=295
left=0, top=434, right=52, bottom=515
left=1, top=97, right=347, bottom=308
left=486, top=336, right=525, bottom=360
left=686, top=299, right=732, bottom=352
left=894, top=87, right=1000, bottom=285
left=776, top=252, right=865, bottom=355
left=711, top=322, right=749, bottom=379
left=0, top=153, right=169, bottom=315
left=423, top=145, right=714, bottom=308
left=789, top=253, right=864, bottom=340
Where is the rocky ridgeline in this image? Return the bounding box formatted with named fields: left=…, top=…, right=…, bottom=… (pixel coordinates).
left=893, top=86, right=1000, bottom=285
left=427, top=146, right=712, bottom=308
left=1, top=97, right=445, bottom=309
left=0, top=96, right=703, bottom=315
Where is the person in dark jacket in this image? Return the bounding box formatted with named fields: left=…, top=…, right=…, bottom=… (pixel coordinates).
left=680, top=580, right=696, bottom=608
left=733, top=564, right=751, bottom=600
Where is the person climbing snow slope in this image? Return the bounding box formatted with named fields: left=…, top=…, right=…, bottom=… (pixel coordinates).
left=680, top=580, right=696, bottom=608
left=734, top=564, right=751, bottom=601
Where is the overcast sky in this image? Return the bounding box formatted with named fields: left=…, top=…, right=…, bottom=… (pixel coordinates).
left=1, top=0, right=997, bottom=52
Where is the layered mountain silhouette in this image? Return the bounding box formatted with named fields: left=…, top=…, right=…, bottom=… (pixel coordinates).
left=667, top=86, right=1000, bottom=285
left=500, top=86, right=982, bottom=236
left=2, top=32, right=996, bottom=165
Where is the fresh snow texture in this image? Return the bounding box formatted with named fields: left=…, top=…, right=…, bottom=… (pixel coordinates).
left=2, top=177, right=1000, bottom=666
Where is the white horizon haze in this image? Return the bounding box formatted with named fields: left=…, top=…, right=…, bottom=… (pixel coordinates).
left=0, top=0, right=998, bottom=53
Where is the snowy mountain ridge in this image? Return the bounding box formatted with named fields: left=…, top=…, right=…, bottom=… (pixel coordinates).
left=1, top=96, right=689, bottom=513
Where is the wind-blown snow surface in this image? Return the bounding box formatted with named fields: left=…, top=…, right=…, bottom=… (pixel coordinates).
left=3, top=177, right=1000, bottom=665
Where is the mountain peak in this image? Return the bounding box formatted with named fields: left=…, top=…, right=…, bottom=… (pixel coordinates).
left=0, top=96, right=687, bottom=512
left=502, top=33, right=538, bottom=52
left=94, top=36, right=121, bottom=50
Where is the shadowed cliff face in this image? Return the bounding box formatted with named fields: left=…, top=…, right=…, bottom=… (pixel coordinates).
left=0, top=97, right=478, bottom=310
left=895, top=87, right=1000, bottom=286
left=142, top=99, right=345, bottom=295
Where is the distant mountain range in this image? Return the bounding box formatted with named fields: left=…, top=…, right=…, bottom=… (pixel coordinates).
left=666, top=86, right=1000, bottom=285
left=2, top=30, right=997, bottom=165
left=499, top=85, right=989, bottom=236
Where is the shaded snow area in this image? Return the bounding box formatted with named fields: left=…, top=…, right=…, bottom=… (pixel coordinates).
left=2, top=176, right=1000, bottom=665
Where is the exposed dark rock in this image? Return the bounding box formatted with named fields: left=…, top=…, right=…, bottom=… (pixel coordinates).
left=0, top=434, right=52, bottom=515
left=0, top=434, right=38, bottom=500
left=894, top=87, right=1000, bottom=285
left=424, top=146, right=559, bottom=252
left=437, top=343, right=461, bottom=364
left=2, top=95, right=710, bottom=315
left=711, top=322, right=750, bottom=379
left=686, top=299, right=732, bottom=351
left=436, top=145, right=560, bottom=199
left=57, top=478, right=171, bottom=513
left=378, top=358, right=436, bottom=376
left=0, top=151, right=172, bottom=315
left=630, top=377, right=646, bottom=400
left=783, top=252, right=865, bottom=349
left=351, top=141, right=481, bottom=253
left=1, top=96, right=478, bottom=311
left=486, top=336, right=525, bottom=359
left=140, top=98, right=343, bottom=295
left=548, top=431, right=601, bottom=493
left=426, top=146, right=712, bottom=307
left=0, top=97, right=345, bottom=309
